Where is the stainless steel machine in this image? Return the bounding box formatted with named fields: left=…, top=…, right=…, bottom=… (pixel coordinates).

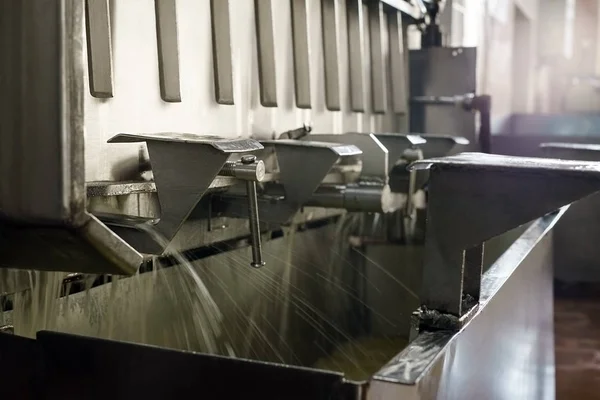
left=2, top=1, right=600, bottom=399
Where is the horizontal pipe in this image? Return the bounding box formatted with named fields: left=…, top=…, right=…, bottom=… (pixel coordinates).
left=306, top=184, right=406, bottom=214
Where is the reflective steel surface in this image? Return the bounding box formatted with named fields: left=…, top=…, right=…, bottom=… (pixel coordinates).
left=368, top=212, right=559, bottom=399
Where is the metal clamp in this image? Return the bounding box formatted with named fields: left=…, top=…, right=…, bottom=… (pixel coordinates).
left=102, top=133, right=263, bottom=255
left=410, top=152, right=600, bottom=328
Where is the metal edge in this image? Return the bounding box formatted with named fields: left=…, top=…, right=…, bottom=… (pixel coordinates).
left=321, top=0, right=341, bottom=111
left=108, top=133, right=264, bottom=153
left=63, top=0, right=88, bottom=226
left=540, top=142, right=600, bottom=152
left=262, top=139, right=363, bottom=156
left=369, top=209, right=564, bottom=386
left=409, top=152, right=600, bottom=174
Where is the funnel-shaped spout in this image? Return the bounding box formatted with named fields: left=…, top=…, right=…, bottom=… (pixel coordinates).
left=418, top=134, right=469, bottom=158
left=101, top=133, right=264, bottom=255
left=373, top=133, right=426, bottom=170
left=304, top=133, right=390, bottom=180
left=411, top=152, right=600, bottom=322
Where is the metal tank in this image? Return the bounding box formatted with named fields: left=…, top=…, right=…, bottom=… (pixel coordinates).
left=2, top=1, right=600, bottom=399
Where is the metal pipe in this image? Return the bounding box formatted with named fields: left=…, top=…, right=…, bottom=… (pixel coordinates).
left=305, top=184, right=406, bottom=214
left=246, top=180, right=265, bottom=268
left=218, top=155, right=266, bottom=267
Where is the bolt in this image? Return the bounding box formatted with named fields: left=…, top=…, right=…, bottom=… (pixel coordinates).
left=241, top=154, right=257, bottom=165
left=240, top=154, right=265, bottom=267
left=246, top=180, right=265, bottom=268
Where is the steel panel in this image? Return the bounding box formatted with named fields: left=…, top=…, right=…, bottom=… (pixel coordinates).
left=409, top=47, right=477, bottom=150
left=83, top=0, right=399, bottom=183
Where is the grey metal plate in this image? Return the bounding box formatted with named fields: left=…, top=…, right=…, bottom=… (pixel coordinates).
left=290, top=0, right=311, bottom=109
left=307, top=133, right=388, bottom=178
left=368, top=1, right=387, bottom=114
left=409, top=47, right=477, bottom=149
left=262, top=139, right=362, bottom=156
left=321, top=0, right=341, bottom=111
left=210, top=0, right=234, bottom=105
left=109, top=133, right=264, bottom=152
left=411, top=152, right=600, bottom=174
left=541, top=142, right=600, bottom=153
left=154, top=0, right=181, bottom=102
left=388, top=10, right=407, bottom=114
left=346, top=0, right=365, bottom=112
left=417, top=134, right=469, bottom=158
left=85, top=0, right=114, bottom=98
left=0, top=0, right=86, bottom=224
left=255, top=0, right=278, bottom=107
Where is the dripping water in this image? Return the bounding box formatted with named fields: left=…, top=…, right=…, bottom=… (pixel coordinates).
left=5, top=212, right=418, bottom=380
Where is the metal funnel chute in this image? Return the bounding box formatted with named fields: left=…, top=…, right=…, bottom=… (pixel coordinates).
left=0, top=131, right=264, bottom=275
left=411, top=152, right=600, bottom=324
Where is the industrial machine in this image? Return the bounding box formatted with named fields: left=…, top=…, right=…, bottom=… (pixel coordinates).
left=2, top=1, right=600, bottom=399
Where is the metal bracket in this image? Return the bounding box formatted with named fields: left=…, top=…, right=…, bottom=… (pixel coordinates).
left=102, top=133, right=263, bottom=254
left=410, top=152, right=600, bottom=319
